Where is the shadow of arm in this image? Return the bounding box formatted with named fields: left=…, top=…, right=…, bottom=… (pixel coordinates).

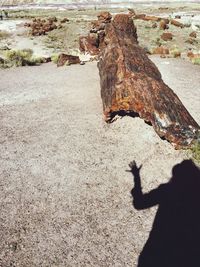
left=131, top=174, right=165, bottom=210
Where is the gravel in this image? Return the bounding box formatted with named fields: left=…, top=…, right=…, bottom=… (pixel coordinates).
left=0, top=57, right=199, bottom=266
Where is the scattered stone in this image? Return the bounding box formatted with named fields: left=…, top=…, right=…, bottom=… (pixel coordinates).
left=161, top=32, right=173, bottom=41
left=175, top=15, right=181, bottom=19
left=152, top=46, right=169, bottom=55
left=79, top=33, right=100, bottom=55
left=152, top=22, right=157, bottom=28
left=41, top=57, right=51, bottom=63
left=186, top=38, right=198, bottom=45
left=159, top=19, right=169, bottom=30
left=97, top=11, right=112, bottom=23
left=80, top=61, right=85, bottom=65
left=143, top=15, right=161, bottom=22
left=172, top=50, right=181, bottom=58
left=98, top=14, right=199, bottom=148
left=134, top=14, right=146, bottom=20
left=189, top=31, right=197, bottom=38
left=90, top=20, right=106, bottom=33
left=79, top=12, right=112, bottom=55
left=48, top=16, right=57, bottom=23
left=128, top=8, right=136, bottom=17
left=25, top=18, right=58, bottom=36
left=170, top=19, right=184, bottom=28
left=187, top=51, right=194, bottom=58
left=57, top=53, right=80, bottom=67
left=60, top=17, right=69, bottom=23
left=187, top=51, right=200, bottom=59
left=162, top=18, right=170, bottom=24
left=57, top=24, right=63, bottom=29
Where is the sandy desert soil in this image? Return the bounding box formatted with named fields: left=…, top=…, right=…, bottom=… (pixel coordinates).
left=0, top=56, right=199, bottom=266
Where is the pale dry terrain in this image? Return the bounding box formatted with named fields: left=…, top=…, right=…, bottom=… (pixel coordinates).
left=0, top=57, right=199, bottom=266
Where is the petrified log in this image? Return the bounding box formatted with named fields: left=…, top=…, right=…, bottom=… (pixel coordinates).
left=170, top=19, right=184, bottom=28
left=57, top=54, right=80, bottom=67
left=79, top=34, right=100, bottom=55
left=79, top=12, right=112, bottom=56
left=98, top=14, right=199, bottom=148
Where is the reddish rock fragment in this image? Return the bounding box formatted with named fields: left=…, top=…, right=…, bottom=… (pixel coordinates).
left=90, top=20, right=106, bottom=33
left=152, top=22, right=157, bottom=28
left=98, top=14, right=199, bottom=148
left=79, top=12, right=112, bottom=56
left=187, top=52, right=200, bottom=59
left=134, top=14, right=146, bottom=20
left=186, top=38, right=197, bottom=45
left=159, top=19, right=169, bottom=30
left=48, top=16, right=57, bottom=23
left=61, top=17, right=69, bottom=23
left=97, top=11, right=112, bottom=23
left=161, top=32, right=173, bottom=41
left=143, top=15, right=161, bottom=22
left=26, top=18, right=58, bottom=36
left=57, top=54, right=80, bottom=67
left=171, top=19, right=184, bottom=28
left=152, top=46, right=169, bottom=55
left=189, top=31, right=197, bottom=38
left=79, top=34, right=100, bottom=55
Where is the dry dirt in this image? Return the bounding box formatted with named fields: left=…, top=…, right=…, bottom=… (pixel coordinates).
left=0, top=57, right=200, bottom=266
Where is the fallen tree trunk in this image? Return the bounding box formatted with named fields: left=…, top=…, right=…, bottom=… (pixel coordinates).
left=98, top=14, right=199, bottom=148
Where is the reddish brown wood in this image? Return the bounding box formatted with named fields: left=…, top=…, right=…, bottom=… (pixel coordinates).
left=57, top=54, right=80, bottom=67
left=98, top=14, right=199, bottom=148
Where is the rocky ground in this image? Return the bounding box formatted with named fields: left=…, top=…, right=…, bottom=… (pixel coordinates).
left=0, top=56, right=199, bottom=266
left=0, top=3, right=200, bottom=267
left=0, top=3, right=200, bottom=61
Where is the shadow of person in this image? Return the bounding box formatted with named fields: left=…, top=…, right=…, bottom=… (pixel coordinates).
left=129, top=160, right=200, bottom=267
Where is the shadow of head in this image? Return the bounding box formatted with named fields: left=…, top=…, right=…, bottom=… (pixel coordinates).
left=170, top=159, right=200, bottom=193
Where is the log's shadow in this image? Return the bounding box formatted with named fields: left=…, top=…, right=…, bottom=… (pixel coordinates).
left=131, top=159, right=200, bottom=267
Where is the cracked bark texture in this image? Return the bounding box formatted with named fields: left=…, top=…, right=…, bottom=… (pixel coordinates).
left=98, top=14, right=199, bottom=148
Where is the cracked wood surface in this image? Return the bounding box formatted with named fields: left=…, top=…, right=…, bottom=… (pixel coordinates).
left=98, top=14, right=200, bottom=148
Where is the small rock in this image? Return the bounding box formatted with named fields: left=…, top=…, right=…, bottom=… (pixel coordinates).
left=161, top=32, right=173, bottom=41
left=159, top=20, right=169, bottom=30
left=152, top=46, right=169, bottom=55
left=186, top=38, right=197, bottom=45
left=171, top=19, right=184, bottom=28
left=48, top=16, right=57, bottom=23
left=60, top=17, right=69, bottom=23
left=57, top=53, right=80, bottom=67
left=189, top=31, right=197, bottom=38
left=152, top=22, right=157, bottom=28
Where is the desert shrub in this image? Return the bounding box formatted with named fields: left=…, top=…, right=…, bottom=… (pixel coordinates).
left=4, top=49, right=42, bottom=67
left=51, top=53, right=59, bottom=63
left=191, top=140, right=200, bottom=163
left=191, top=57, right=200, bottom=65
left=169, top=46, right=181, bottom=58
